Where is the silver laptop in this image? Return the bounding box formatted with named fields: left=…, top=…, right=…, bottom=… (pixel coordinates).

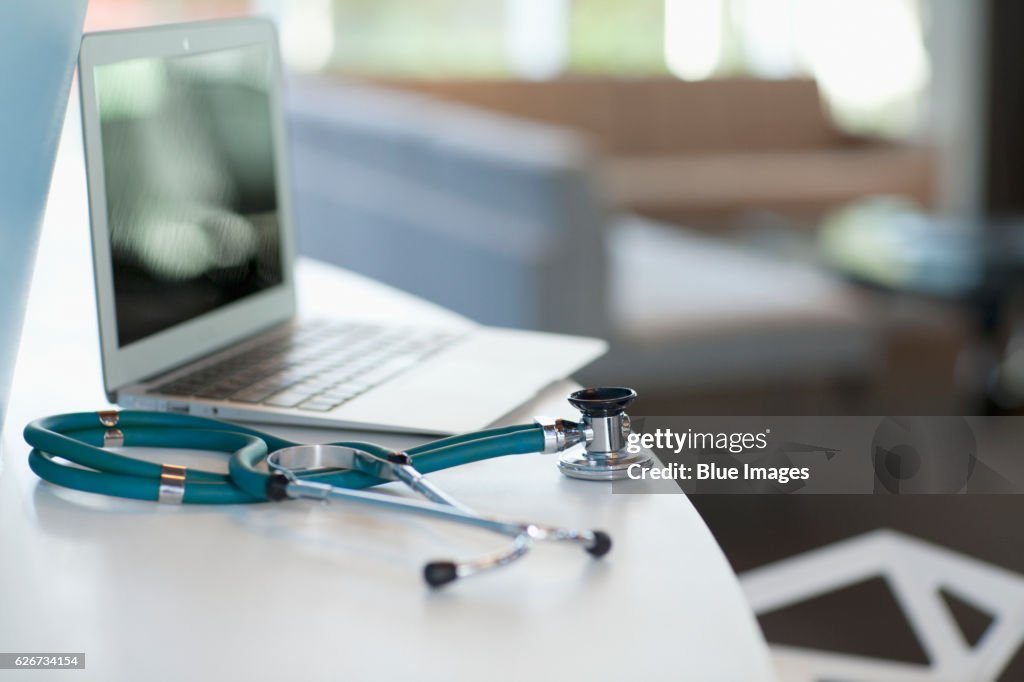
left=78, top=18, right=605, bottom=435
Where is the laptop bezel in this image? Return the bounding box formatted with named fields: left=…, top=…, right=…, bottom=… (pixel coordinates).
left=78, top=18, right=298, bottom=396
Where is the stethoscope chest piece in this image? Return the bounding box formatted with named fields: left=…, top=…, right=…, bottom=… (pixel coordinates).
left=557, top=387, right=653, bottom=481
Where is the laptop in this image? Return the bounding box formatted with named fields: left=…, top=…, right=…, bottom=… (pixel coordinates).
left=77, top=18, right=605, bottom=435
left=0, top=1, right=88, bottom=433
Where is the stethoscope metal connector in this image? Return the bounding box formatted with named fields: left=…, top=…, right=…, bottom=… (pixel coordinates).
left=545, top=386, right=654, bottom=481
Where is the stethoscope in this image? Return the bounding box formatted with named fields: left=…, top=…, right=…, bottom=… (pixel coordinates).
left=24, top=386, right=653, bottom=588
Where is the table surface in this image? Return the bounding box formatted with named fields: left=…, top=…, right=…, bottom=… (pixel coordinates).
left=0, top=100, right=776, bottom=681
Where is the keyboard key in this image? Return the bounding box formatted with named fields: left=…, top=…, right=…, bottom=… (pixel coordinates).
left=195, top=385, right=243, bottom=400
left=330, top=380, right=371, bottom=393
left=230, top=382, right=284, bottom=403
left=354, top=356, right=419, bottom=385
left=297, top=398, right=338, bottom=411
left=319, top=387, right=361, bottom=402
left=264, top=390, right=309, bottom=408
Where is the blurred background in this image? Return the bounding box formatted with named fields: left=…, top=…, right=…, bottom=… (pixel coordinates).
left=84, top=0, right=1024, bottom=419
left=79, top=1, right=1024, bottom=677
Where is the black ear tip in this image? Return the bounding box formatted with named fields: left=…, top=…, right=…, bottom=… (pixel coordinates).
left=586, top=530, right=612, bottom=558
left=424, top=561, right=459, bottom=588
left=265, top=472, right=290, bottom=501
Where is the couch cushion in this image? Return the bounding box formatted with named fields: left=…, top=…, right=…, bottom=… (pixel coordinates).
left=599, top=216, right=876, bottom=387
left=376, top=77, right=846, bottom=154
left=603, top=146, right=934, bottom=215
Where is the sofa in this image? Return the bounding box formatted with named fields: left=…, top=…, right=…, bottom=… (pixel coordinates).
left=285, top=78, right=878, bottom=399
left=375, top=77, right=935, bottom=230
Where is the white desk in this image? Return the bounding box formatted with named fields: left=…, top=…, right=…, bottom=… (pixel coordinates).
left=0, top=102, right=776, bottom=681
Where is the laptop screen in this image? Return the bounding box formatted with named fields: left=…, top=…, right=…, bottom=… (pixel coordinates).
left=94, top=42, right=284, bottom=347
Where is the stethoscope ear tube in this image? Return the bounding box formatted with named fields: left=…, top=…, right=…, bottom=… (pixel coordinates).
left=24, top=414, right=272, bottom=504
left=24, top=410, right=611, bottom=587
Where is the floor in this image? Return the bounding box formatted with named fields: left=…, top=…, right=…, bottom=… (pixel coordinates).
left=692, top=492, right=1024, bottom=681
left=636, top=356, right=1024, bottom=681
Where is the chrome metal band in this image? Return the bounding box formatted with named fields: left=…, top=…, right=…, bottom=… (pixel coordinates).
left=534, top=417, right=586, bottom=454
left=583, top=415, right=627, bottom=455
left=103, top=428, right=124, bottom=448
left=97, top=410, right=119, bottom=428
left=158, top=464, right=187, bottom=504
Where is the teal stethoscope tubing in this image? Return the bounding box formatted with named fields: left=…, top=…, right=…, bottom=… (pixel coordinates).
left=25, top=411, right=544, bottom=505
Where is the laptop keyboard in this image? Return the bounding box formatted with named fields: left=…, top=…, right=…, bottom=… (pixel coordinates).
left=151, top=321, right=460, bottom=412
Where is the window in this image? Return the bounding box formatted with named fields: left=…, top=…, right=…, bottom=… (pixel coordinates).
left=86, top=0, right=930, bottom=137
